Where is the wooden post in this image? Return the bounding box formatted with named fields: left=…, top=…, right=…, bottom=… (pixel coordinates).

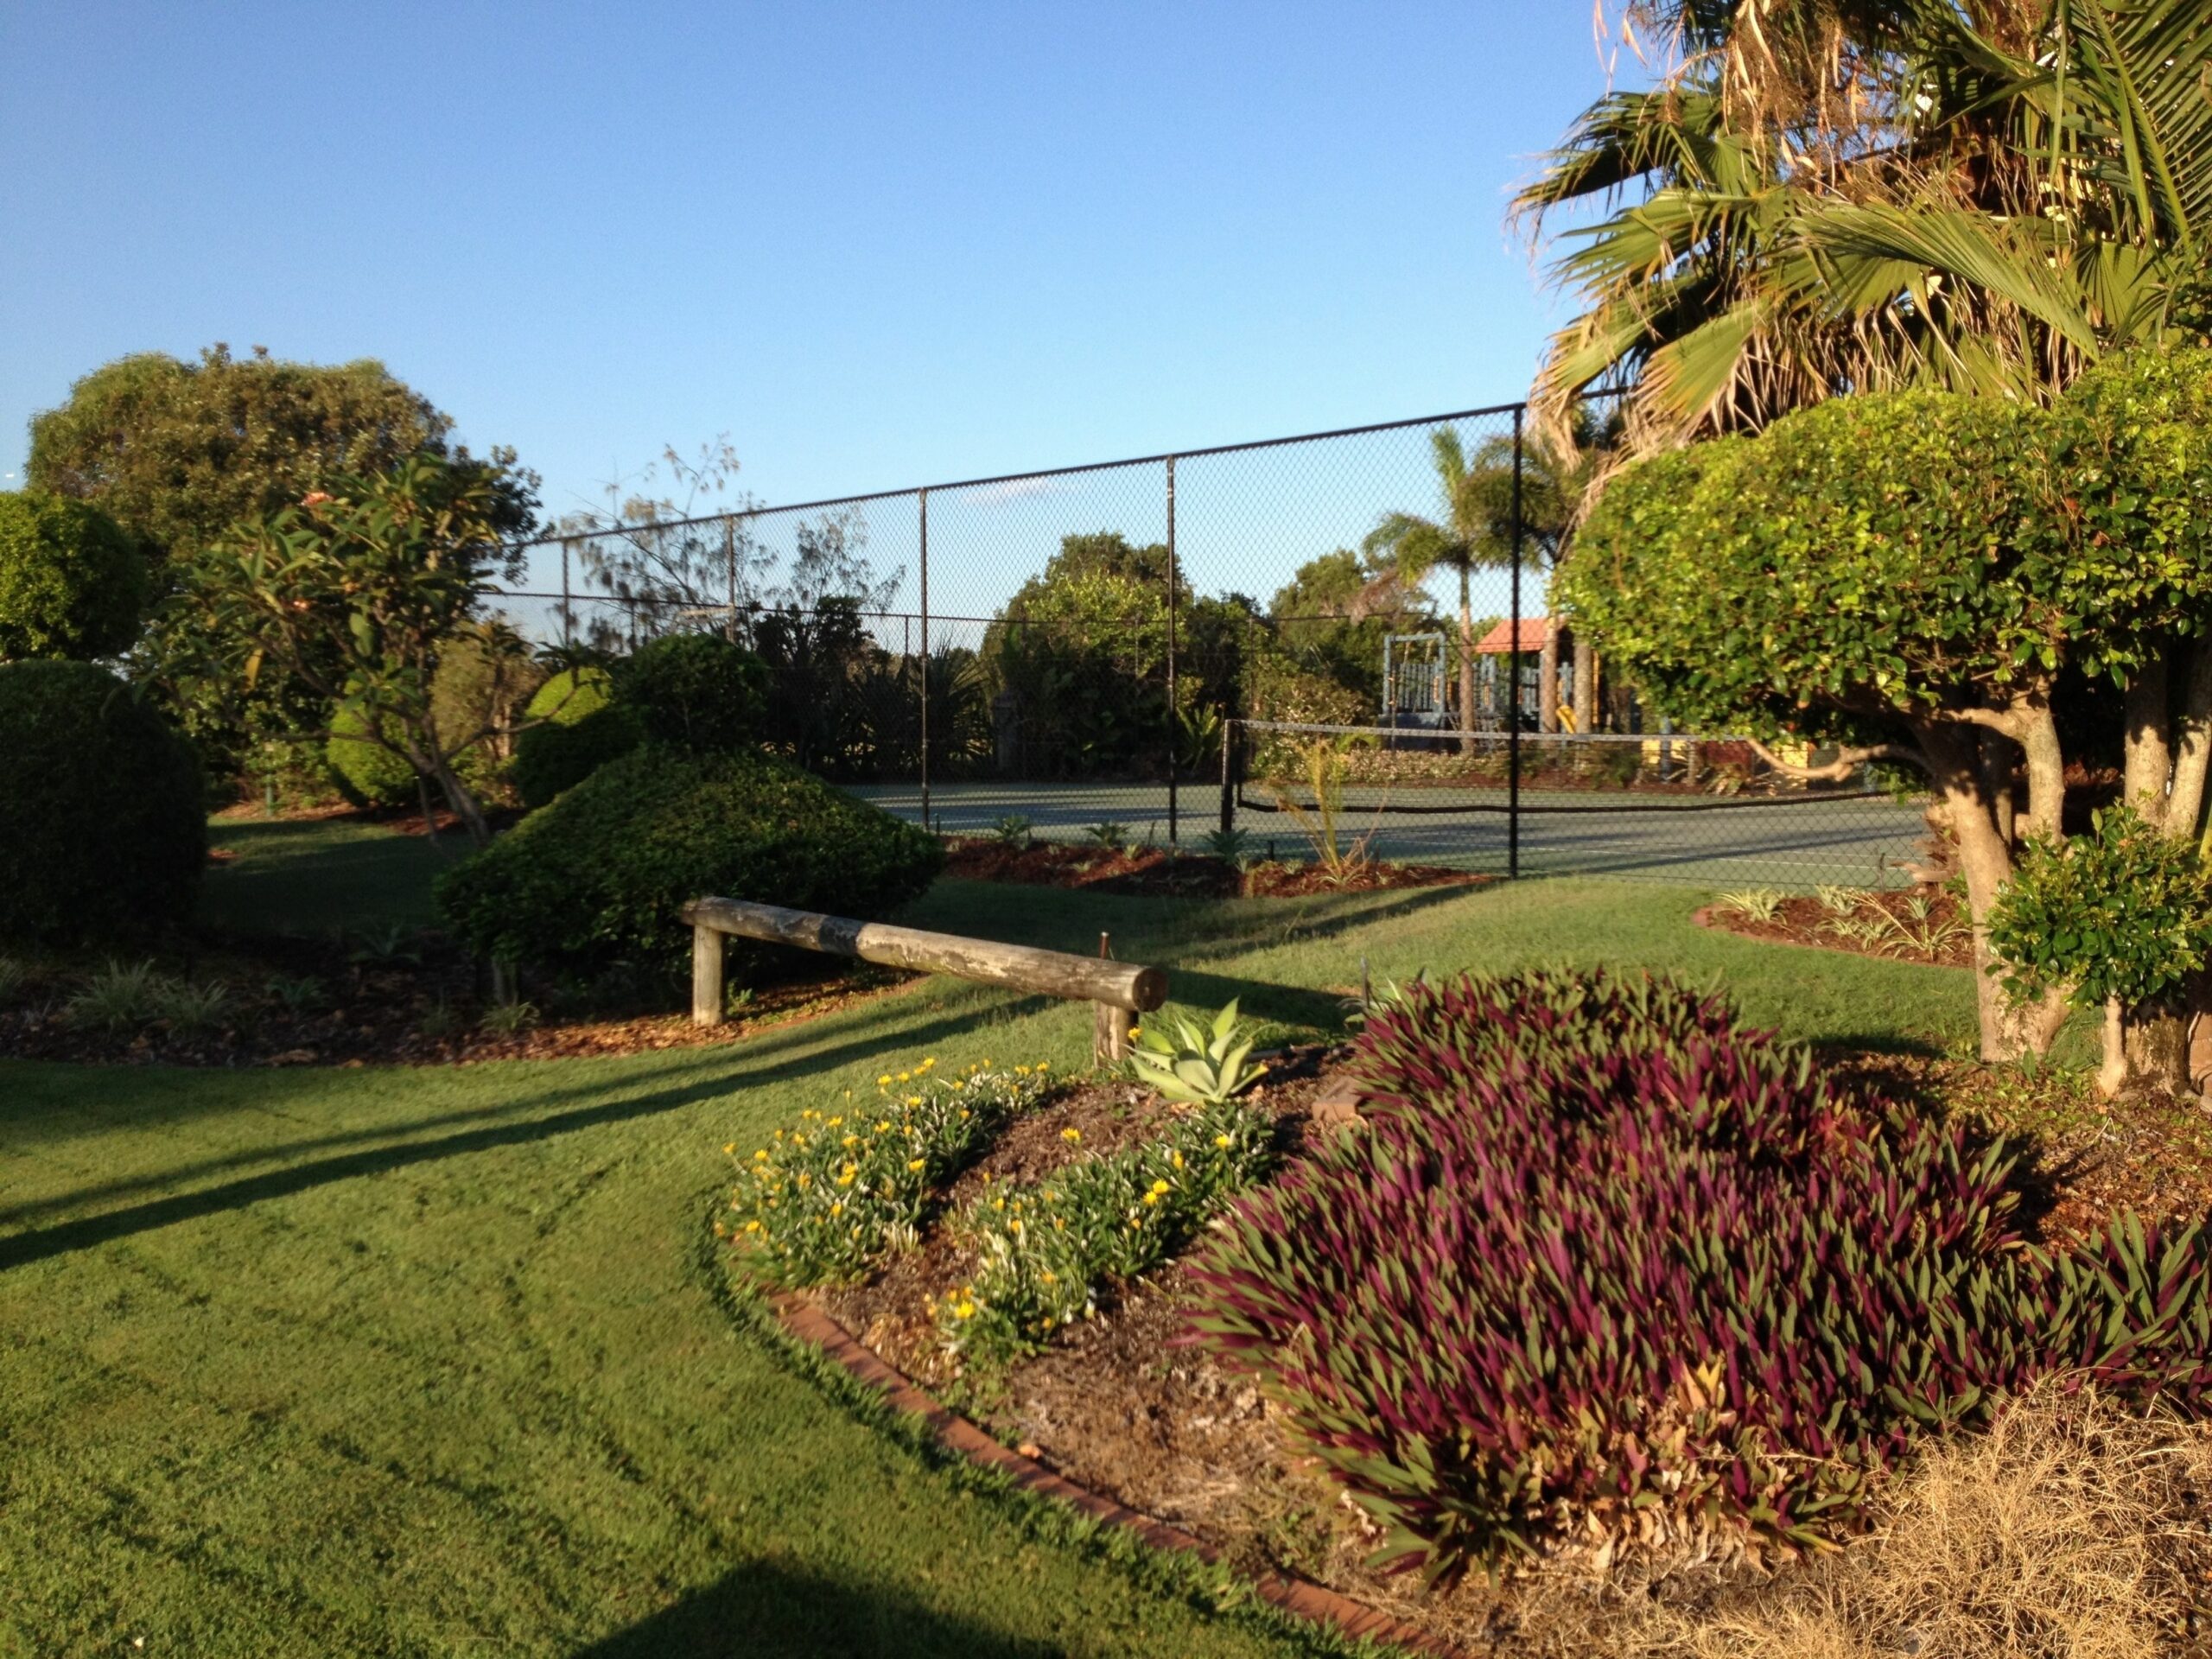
left=691, top=924, right=725, bottom=1027
left=1093, top=1001, right=1135, bottom=1064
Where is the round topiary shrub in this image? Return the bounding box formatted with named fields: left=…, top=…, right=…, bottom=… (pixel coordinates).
left=0, top=659, right=205, bottom=944
left=512, top=665, right=640, bottom=809
left=326, top=698, right=419, bottom=810
left=435, top=744, right=942, bottom=982
left=619, top=632, right=767, bottom=753
left=1187, top=969, right=2212, bottom=1583
left=0, top=489, right=150, bottom=661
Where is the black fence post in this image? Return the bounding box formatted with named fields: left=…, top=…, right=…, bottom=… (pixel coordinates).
left=1508, top=404, right=1524, bottom=880
left=918, top=488, right=931, bottom=834
left=1166, top=454, right=1179, bottom=845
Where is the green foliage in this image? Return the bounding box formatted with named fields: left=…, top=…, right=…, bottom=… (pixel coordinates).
left=172, top=458, right=531, bottom=842
left=0, top=660, right=204, bottom=945
left=1084, top=821, right=1132, bottom=850
left=724, top=1061, right=1056, bottom=1286
left=435, top=745, right=944, bottom=981
left=326, top=697, right=419, bottom=809
left=1716, top=887, right=1783, bottom=924
left=64, top=961, right=171, bottom=1033
left=1562, top=356, right=2212, bottom=747
left=0, top=491, right=149, bottom=661
left=989, top=814, right=1033, bottom=848
left=478, top=1001, right=541, bottom=1037
left=1198, top=827, right=1255, bottom=864
left=943, top=1097, right=1275, bottom=1366
left=1127, top=1000, right=1268, bottom=1106
left=27, top=344, right=534, bottom=563
left=1990, top=804, right=2212, bottom=1013
left=512, top=665, right=640, bottom=808
left=619, top=632, right=767, bottom=753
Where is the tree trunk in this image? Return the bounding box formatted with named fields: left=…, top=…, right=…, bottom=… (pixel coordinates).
left=2121, top=1007, right=2190, bottom=1096
left=1927, top=726, right=2035, bottom=1061
left=2123, top=654, right=2172, bottom=827
left=1539, top=620, right=1561, bottom=735
left=1572, top=636, right=1597, bottom=735
left=2099, top=999, right=2129, bottom=1099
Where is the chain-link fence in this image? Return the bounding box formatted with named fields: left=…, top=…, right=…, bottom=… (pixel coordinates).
left=485, top=401, right=1928, bottom=890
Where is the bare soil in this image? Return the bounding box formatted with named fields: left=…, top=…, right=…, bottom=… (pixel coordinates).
left=940, top=837, right=1491, bottom=899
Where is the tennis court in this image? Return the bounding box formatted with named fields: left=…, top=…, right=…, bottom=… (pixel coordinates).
left=848, top=778, right=1929, bottom=891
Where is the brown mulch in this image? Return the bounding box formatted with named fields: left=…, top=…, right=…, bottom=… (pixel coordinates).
left=0, top=939, right=914, bottom=1069
left=1700, top=887, right=1975, bottom=968
left=940, top=837, right=1489, bottom=899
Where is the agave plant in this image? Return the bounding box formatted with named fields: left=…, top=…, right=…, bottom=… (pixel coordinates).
left=1127, top=1000, right=1267, bottom=1106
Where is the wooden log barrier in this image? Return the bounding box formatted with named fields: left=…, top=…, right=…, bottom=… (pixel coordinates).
left=678, top=897, right=1166, bottom=1062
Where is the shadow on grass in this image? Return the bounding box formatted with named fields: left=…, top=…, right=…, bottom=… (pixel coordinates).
left=574, top=1558, right=1062, bottom=1657
left=0, top=994, right=1056, bottom=1268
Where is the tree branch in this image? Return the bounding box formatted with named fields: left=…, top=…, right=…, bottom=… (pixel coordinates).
left=1745, top=736, right=1928, bottom=784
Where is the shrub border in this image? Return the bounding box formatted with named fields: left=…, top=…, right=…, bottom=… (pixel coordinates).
left=769, top=1291, right=1463, bottom=1658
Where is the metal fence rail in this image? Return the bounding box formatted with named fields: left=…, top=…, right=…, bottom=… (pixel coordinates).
left=485, top=398, right=1928, bottom=891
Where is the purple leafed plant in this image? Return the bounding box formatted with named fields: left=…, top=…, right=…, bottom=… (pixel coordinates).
left=1184, top=969, right=2212, bottom=1583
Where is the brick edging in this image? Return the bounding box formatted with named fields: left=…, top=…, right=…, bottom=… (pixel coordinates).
left=772, top=1295, right=1464, bottom=1657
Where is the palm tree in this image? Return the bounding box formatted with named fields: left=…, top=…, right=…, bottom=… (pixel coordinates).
left=1363, top=423, right=1601, bottom=743
left=1516, top=0, right=2212, bottom=460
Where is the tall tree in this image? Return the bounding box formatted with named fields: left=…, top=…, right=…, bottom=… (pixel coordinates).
left=1517, top=1, right=2212, bottom=459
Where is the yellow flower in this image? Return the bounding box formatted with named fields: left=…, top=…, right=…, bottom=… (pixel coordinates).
left=753, top=1149, right=769, bottom=1161
left=898, top=1071, right=911, bottom=1083
left=1061, top=1128, right=1082, bottom=1144
left=952, top=1300, right=976, bottom=1319
left=827, top=1116, right=843, bottom=1128
left=722, top=1142, right=735, bottom=1154
left=1052, top=1217, right=1065, bottom=1230
left=830, top=1202, right=844, bottom=1217
left=1016, top=1064, right=1031, bottom=1076
left=796, top=1173, right=811, bottom=1188
left=842, top=1134, right=859, bottom=1148
left=837, top=1166, right=857, bottom=1187
left=878, top=1074, right=893, bottom=1086
left=1037, top=1061, right=1049, bottom=1071
left=1142, top=1192, right=1161, bottom=1205
left=906, top=1158, right=926, bottom=1172
left=1150, top=1179, right=1171, bottom=1194
left=1171, top=1151, right=1184, bottom=1170
left=874, top=1121, right=890, bottom=1133
left=742, top=1218, right=761, bottom=1233
left=1127, top=1027, right=1141, bottom=1039
left=906, top=1096, right=923, bottom=1106
left=1214, top=1134, right=1232, bottom=1148
left=1039, top=1271, right=1056, bottom=1284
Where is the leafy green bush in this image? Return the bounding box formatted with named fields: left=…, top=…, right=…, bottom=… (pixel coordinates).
left=0, top=661, right=204, bottom=944
left=0, top=490, right=149, bottom=662
left=512, top=665, right=640, bottom=808
left=1187, top=969, right=2212, bottom=1583
left=941, top=1096, right=1274, bottom=1366
left=723, top=1059, right=1055, bottom=1285
left=1989, top=804, right=2212, bottom=1015
left=435, top=744, right=943, bottom=980
left=326, top=697, right=418, bottom=809
left=620, top=632, right=766, bottom=754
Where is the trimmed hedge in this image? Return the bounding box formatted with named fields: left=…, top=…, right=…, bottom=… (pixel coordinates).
left=436, top=745, right=942, bottom=981
left=621, top=632, right=766, bottom=753
left=0, top=660, right=205, bottom=944
left=0, top=489, right=149, bottom=662
left=512, top=666, right=639, bottom=809
left=1186, top=969, right=2212, bottom=1582
left=326, top=699, right=418, bottom=809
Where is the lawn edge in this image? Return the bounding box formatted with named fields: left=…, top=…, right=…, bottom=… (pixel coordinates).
left=694, top=1214, right=1429, bottom=1659
left=772, top=1288, right=1463, bottom=1659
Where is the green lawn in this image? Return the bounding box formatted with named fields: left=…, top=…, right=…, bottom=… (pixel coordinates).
left=0, top=823, right=1984, bottom=1656
left=204, top=813, right=459, bottom=937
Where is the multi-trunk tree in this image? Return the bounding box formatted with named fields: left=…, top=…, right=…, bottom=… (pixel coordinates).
left=1560, top=348, right=2212, bottom=1084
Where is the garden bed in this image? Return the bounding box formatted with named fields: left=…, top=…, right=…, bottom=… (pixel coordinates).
left=1698, top=885, right=1974, bottom=967
left=757, top=1031, right=2212, bottom=1658
left=940, top=837, right=1489, bottom=899
left=0, top=933, right=912, bottom=1068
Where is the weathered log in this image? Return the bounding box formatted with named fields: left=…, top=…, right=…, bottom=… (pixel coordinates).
left=679, top=897, right=1167, bottom=1052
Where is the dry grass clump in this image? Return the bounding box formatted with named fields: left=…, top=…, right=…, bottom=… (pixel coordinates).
left=1573, top=1385, right=2212, bottom=1658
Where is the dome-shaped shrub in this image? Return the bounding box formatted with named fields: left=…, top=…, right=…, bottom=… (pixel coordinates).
left=0, top=489, right=150, bottom=661
left=619, top=632, right=767, bottom=753
left=326, top=698, right=418, bottom=809
left=436, top=745, right=940, bottom=981
left=0, top=659, right=204, bottom=943
left=512, top=664, right=640, bottom=808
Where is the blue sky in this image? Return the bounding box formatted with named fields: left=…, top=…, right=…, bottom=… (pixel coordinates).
left=2, top=2, right=1618, bottom=536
